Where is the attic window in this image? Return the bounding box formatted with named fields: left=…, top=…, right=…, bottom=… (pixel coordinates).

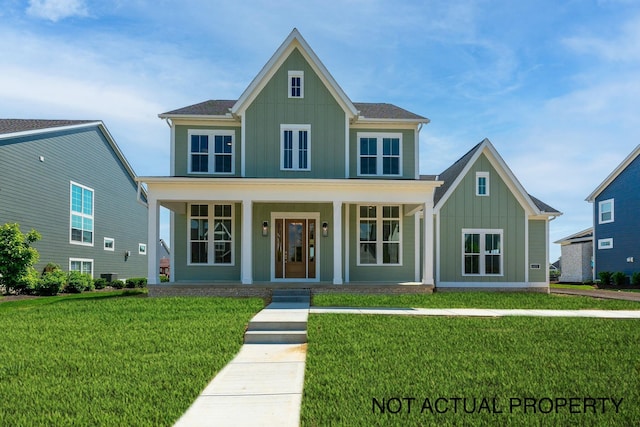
left=476, top=172, right=490, bottom=196
left=288, top=71, right=304, bottom=98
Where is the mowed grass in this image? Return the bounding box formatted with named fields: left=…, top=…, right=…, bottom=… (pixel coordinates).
left=301, top=315, right=640, bottom=426
left=0, top=293, right=263, bottom=426
left=312, top=291, right=640, bottom=310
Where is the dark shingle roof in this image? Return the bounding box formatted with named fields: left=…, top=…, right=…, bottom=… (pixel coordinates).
left=160, top=100, right=427, bottom=121
left=0, top=119, right=96, bottom=135
left=433, top=142, right=483, bottom=205
left=528, top=194, right=560, bottom=214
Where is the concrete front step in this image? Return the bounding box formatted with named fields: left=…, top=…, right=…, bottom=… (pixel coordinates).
left=248, top=320, right=307, bottom=331
left=272, top=296, right=311, bottom=303
left=244, top=330, right=307, bottom=344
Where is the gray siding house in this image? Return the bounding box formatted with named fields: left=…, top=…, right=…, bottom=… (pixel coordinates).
left=0, top=119, right=148, bottom=279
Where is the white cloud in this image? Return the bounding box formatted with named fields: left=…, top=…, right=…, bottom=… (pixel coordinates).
left=563, top=14, right=640, bottom=62
left=26, top=0, right=88, bottom=22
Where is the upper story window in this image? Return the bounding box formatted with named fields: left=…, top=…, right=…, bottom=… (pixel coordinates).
left=70, top=182, right=94, bottom=246
left=476, top=172, right=490, bottom=196
left=598, top=199, right=614, bottom=224
left=357, top=133, right=402, bottom=177
left=281, top=124, right=311, bottom=171
left=188, top=130, right=234, bottom=174
left=288, top=71, right=304, bottom=98
left=463, top=229, right=503, bottom=276
left=358, top=205, right=402, bottom=265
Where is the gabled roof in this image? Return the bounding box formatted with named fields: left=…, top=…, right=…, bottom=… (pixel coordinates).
left=554, top=227, right=593, bottom=245
left=0, top=119, right=143, bottom=196
left=159, top=100, right=236, bottom=119
left=433, top=138, right=561, bottom=216
left=586, top=144, right=640, bottom=202
left=231, top=28, right=358, bottom=117
left=354, top=102, right=428, bottom=122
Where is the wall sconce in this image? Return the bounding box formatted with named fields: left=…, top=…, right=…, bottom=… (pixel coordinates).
left=322, top=221, right=329, bottom=237
left=124, top=250, right=131, bottom=261
left=262, top=221, right=269, bottom=236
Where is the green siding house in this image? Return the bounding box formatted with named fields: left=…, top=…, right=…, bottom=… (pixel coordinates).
left=139, top=29, right=559, bottom=290
left=0, top=119, right=148, bottom=280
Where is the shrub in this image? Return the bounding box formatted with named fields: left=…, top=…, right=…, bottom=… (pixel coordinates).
left=612, top=272, right=628, bottom=287
left=37, top=270, right=67, bottom=296
left=42, top=263, right=61, bottom=274
left=125, top=277, right=147, bottom=289
left=160, top=274, right=170, bottom=283
left=632, top=272, right=640, bottom=286
left=598, top=271, right=613, bottom=286
left=65, top=272, right=93, bottom=293
left=94, top=278, right=109, bottom=289
left=0, top=223, right=41, bottom=294
left=110, top=280, right=124, bottom=289
left=14, top=267, right=40, bottom=295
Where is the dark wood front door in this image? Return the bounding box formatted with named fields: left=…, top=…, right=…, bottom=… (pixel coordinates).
left=275, top=218, right=316, bottom=279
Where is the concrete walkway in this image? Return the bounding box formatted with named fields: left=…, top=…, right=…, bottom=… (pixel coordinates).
left=310, top=307, right=640, bottom=318
left=551, top=287, right=640, bottom=301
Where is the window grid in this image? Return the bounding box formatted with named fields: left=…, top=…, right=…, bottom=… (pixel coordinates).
left=476, top=172, right=490, bottom=196
left=288, top=71, right=304, bottom=98
left=70, top=182, right=94, bottom=246
left=188, top=131, right=234, bottom=174
left=281, top=125, right=310, bottom=171
left=69, top=259, right=93, bottom=277
left=358, top=205, right=401, bottom=266
left=462, top=229, right=503, bottom=276
left=598, top=199, right=614, bottom=224
left=357, top=133, right=402, bottom=176
left=188, top=204, right=234, bottom=265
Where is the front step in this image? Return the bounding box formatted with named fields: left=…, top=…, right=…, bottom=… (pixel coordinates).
left=271, top=289, right=310, bottom=304
left=244, top=330, right=307, bottom=344
left=247, top=320, right=307, bottom=331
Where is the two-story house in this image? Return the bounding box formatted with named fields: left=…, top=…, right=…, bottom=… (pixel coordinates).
left=586, top=144, right=640, bottom=280
left=139, top=29, right=559, bottom=290
left=0, top=119, right=148, bottom=279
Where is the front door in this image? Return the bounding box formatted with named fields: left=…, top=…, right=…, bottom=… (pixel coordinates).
left=275, top=218, right=316, bottom=279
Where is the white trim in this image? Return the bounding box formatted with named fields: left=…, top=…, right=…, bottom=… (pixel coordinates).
left=356, top=204, right=403, bottom=266
left=598, top=198, right=614, bottom=224
left=147, top=199, right=160, bottom=284
left=344, top=204, right=350, bottom=283
left=241, top=200, right=253, bottom=284
left=138, top=243, right=147, bottom=255
left=269, top=212, right=321, bottom=282
left=241, top=113, right=246, bottom=177
left=414, top=212, right=420, bottom=282
left=333, top=201, right=343, bottom=284
left=414, top=124, right=420, bottom=180
left=524, top=217, right=529, bottom=284
left=545, top=218, right=550, bottom=285
left=69, top=181, right=95, bottom=247
left=187, top=129, right=235, bottom=175
left=170, top=121, right=175, bottom=176
left=170, top=210, right=175, bottom=283
left=280, top=124, right=311, bottom=171
left=69, top=258, right=94, bottom=278
left=344, top=112, right=350, bottom=178
left=438, top=281, right=548, bottom=288
left=475, top=171, right=490, bottom=196
left=435, top=212, right=441, bottom=284
left=461, top=228, right=504, bottom=277
left=187, top=203, right=235, bottom=266
left=422, top=200, right=434, bottom=285
left=597, top=238, right=614, bottom=250
left=288, top=70, right=304, bottom=98
left=356, top=132, right=403, bottom=177
left=104, top=237, right=115, bottom=251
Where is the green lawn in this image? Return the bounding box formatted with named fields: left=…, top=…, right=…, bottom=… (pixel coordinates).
left=550, top=283, right=596, bottom=290
left=301, top=314, right=640, bottom=426
left=0, top=292, right=262, bottom=426
left=312, top=291, right=640, bottom=310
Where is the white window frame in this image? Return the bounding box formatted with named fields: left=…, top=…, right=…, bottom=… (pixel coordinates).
left=598, top=199, right=614, bottom=224
left=357, top=205, right=403, bottom=266
left=598, top=238, right=613, bottom=250
left=69, top=181, right=94, bottom=246
left=187, top=203, right=235, bottom=266
left=69, top=258, right=94, bottom=278
left=462, top=229, right=504, bottom=276
left=476, top=171, right=490, bottom=196
left=104, top=237, right=115, bottom=251
left=138, top=243, right=147, bottom=255
left=356, top=132, right=403, bottom=177
left=187, top=129, right=235, bottom=175
left=280, top=124, right=311, bottom=171
left=288, top=70, right=304, bottom=98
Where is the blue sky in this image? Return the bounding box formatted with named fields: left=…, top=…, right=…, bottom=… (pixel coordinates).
left=3, top=0, right=640, bottom=263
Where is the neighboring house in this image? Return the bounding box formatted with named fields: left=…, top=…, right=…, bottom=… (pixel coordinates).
left=158, top=238, right=170, bottom=277
left=0, top=119, right=148, bottom=279
left=138, top=29, right=559, bottom=289
left=586, top=145, right=640, bottom=279
left=554, top=228, right=593, bottom=283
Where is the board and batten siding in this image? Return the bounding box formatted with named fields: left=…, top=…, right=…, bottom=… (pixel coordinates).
left=348, top=128, right=416, bottom=179
left=0, top=126, right=147, bottom=278
left=527, top=219, right=547, bottom=283
left=438, top=153, right=526, bottom=283
left=244, top=48, right=346, bottom=179
left=173, top=124, right=242, bottom=177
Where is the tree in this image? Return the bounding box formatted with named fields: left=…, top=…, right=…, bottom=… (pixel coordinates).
left=0, top=223, right=41, bottom=294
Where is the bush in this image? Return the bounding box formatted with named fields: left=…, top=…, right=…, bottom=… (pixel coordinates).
left=125, top=277, right=147, bottom=289
left=65, top=272, right=92, bottom=293
left=632, top=272, right=640, bottom=286
left=94, top=278, right=109, bottom=289
left=37, top=270, right=67, bottom=296
left=598, top=271, right=613, bottom=286
left=42, top=263, right=61, bottom=274
left=0, top=223, right=41, bottom=294
left=612, top=272, right=628, bottom=287
left=110, top=280, right=124, bottom=289
left=160, top=274, right=170, bottom=283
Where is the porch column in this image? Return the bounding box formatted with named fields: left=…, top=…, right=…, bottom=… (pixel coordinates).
left=147, top=198, right=160, bottom=285
left=333, top=200, right=343, bottom=284
left=241, top=199, right=253, bottom=284
left=422, top=199, right=435, bottom=285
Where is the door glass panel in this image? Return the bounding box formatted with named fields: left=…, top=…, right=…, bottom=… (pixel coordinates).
left=288, top=222, right=304, bottom=263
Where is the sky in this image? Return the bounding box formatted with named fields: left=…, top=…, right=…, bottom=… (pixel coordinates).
left=2, top=0, right=640, bottom=264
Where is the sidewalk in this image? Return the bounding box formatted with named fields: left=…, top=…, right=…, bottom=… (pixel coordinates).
left=551, top=287, right=640, bottom=301
left=309, top=307, right=640, bottom=318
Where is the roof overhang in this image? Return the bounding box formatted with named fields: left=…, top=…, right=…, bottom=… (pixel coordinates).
left=586, top=144, right=640, bottom=202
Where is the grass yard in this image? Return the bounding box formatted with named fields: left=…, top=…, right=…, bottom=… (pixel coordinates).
left=0, top=292, right=262, bottom=426
left=312, top=291, right=640, bottom=310
left=550, top=283, right=596, bottom=290
left=301, top=314, right=640, bottom=426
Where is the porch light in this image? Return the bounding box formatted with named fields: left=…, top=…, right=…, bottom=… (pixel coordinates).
left=322, top=221, right=329, bottom=237
left=262, top=221, right=269, bottom=236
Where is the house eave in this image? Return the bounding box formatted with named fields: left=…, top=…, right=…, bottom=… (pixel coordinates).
left=157, top=113, right=236, bottom=121
left=354, top=117, right=431, bottom=125
left=585, top=144, right=640, bottom=202
left=0, top=121, right=103, bottom=141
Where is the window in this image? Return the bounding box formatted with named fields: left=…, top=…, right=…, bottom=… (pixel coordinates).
left=358, top=205, right=401, bottom=265
left=188, top=130, right=235, bottom=174
left=288, top=70, right=304, bottom=98
left=476, top=172, right=490, bottom=196
left=598, top=238, right=613, bottom=250
left=357, top=133, right=402, bottom=176
left=598, top=199, right=614, bottom=224
left=462, top=229, right=503, bottom=276
left=188, top=203, right=234, bottom=265
left=139, top=243, right=147, bottom=255
left=69, top=258, right=93, bottom=277
left=280, top=125, right=310, bottom=171
left=70, top=182, right=94, bottom=245
left=104, top=237, right=115, bottom=251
